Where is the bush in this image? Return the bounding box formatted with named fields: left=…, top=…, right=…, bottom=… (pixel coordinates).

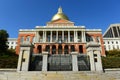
left=102, top=57, right=120, bottom=68
left=106, top=49, right=120, bottom=57
left=0, top=49, right=18, bottom=68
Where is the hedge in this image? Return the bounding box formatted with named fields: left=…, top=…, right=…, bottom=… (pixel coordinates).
left=102, top=57, right=120, bottom=68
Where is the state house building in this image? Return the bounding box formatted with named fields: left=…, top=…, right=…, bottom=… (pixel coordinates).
left=16, top=7, right=105, bottom=56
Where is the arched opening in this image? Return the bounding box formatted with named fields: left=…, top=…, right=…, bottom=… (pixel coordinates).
left=52, top=45, right=56, bottom=54
left=37, top=45, right=42, bottom=53
left=71, top=45, right=75, bottom=52
left=58, top=45, right=62, bottom=54
left=64, top=45, right=69, bottom=54
left=79, top=45, right=83, bottom=53
left=45, top=45, right=50, bottom=53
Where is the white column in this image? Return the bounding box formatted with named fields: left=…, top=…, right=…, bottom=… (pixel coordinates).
left=68, top=31, right=70, bottom=42
left=56, top=31, right=58, bottom=42
left=71, top=52, right=78, bottom=71
left=36, top=31, right=39, bottom=42
left=17, top=49, right=23, bottom=71
left=76, top=31, right=78, bottom=42
left=42, top=52, right=48, bottom=71
left=74, top=30, right=76, bottom=42
left=116, top=27, right=120, bottom=37
left=43, top=31, right=44, bottom=42
left=111, top=27, right=115, bottom=37
left=82, top=31, right=84, bottom=42
left=62, top=31, right=64, bottom=42
left=83, top=31, right=86, bottom=42
left=95, top=51, right=103, bottom=71
left=44, top=31, right=46, bottom=42
left=88, top=50, right=96, bottom=71
left=50, top=31, right=52, bottom=42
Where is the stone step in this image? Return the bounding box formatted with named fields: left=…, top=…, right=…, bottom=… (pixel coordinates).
left=0, top=71, right=118, bottom=80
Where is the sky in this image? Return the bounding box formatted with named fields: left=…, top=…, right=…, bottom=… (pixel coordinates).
left=0, top=0, right=120, bottom=38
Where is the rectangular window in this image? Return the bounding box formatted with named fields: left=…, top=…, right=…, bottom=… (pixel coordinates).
left=94, top=58, right=97, bottom=62
left=12, top=42, right=14, bottom=44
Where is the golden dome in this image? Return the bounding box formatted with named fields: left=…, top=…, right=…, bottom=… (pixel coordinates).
left=51, top=7, right=69, bottom=21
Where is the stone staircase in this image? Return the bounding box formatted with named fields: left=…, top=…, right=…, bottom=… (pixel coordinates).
left=0, top=71, right=119, bottom=80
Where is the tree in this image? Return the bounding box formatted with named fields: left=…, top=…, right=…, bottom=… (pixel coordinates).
left=0, top=29, right=9, bottom=55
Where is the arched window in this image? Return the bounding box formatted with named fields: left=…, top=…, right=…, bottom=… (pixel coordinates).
left=20, top=37, right=24, bottom=43
left=26, top=36, right=30, bottom=41
left=71, top=45, right=75, bottom=52
left=64, top=45, right=68, bottom=54
left=37, top=45, right=42, bottom=53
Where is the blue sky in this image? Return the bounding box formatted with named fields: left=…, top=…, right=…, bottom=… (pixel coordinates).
left=0, top=0, right=120, bottom=38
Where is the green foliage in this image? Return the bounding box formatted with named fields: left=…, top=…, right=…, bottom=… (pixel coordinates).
left=0, top=29, right=18, bottom=68
left=0, top=49, right=18, bottom=68
left=0, top=56, right=18, bottom=68
left=102, top=57, right=120, bottom=68
left=105, top=49, right=120, bottom=57
left=0, top=29, right=9, bottom=55
left=102, top=50, right=120, bottom=68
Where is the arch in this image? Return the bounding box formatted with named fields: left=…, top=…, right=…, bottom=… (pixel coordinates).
left=45, top=45, right=50, bottom=53
left=79, top=45, right=83, bottom=53
left=37, top=45, right=42, bottom=53
left=52, top=45, right=56, bottom=54
left=58, top=45, right=62, bottom=54
left=71, top=45, right=75, bottom=52
left=64, top=45, right=68, bottom=54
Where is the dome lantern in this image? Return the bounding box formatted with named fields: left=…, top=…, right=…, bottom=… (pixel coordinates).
left=51, top=7, right=69, bottom=21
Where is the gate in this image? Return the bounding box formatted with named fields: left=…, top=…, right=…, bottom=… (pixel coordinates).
left=77, top=54, right=90, bottom=71
left=29, top=54, right=43, bottom=71
left=48, top=54, right=72, bottom=71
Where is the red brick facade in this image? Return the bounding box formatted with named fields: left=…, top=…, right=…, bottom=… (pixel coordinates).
left=16, top=32, right=105, bottom=56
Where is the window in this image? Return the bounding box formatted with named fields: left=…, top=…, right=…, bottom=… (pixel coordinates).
left=86, top=35, right=93, bottom=42
left=117, top=45, right=119, bottom=49
left=94, top=54, right=97, bottom=57
left=11, top=42, right=14, bottom=44
left=108, top=45, right=110, bottom=50
left=11, top=46, right=13, bottom=49
left=116, top=41, right=118, bottom=44
left=113, top=45, right=115, bottom=49
left=20, top=37, right=24, bottom=43
left=104, top=46, right=106, bottom=50
left=26, top=36, right=30, bottom=41
left=94, top=58, right=97, bottom=62
left=112, top=41, right=114, bottom=44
